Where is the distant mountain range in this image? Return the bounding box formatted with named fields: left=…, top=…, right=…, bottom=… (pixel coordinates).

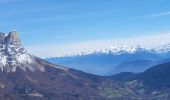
left=45, top=44, right=170, bottom=75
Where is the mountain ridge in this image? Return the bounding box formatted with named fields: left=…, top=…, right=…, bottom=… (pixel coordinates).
left=110, top=62, right=170, bottom=89
left=46, top=44, right=170, bottom=58
left=46, top=44, right=170, bottom=75
left=46, top=46, right=162, bottom=75
left=51, top=45, right=149, bottom=57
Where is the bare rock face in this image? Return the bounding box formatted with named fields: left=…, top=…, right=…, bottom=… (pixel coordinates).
left=4, top=31, right=21, bottom=46
left=0, top=31, right=44, bottom=72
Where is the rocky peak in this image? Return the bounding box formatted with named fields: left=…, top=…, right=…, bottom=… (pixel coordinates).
left=0, top=31, right=44, bottom=73
left=4, top=31, right=21, bottom=46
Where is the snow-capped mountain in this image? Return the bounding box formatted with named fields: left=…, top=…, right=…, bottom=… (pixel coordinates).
left=46, top=44, right=170, bottom=75
left=0, top=31, right=44, bottom=72
left=152, top=44, right=170, bottom=58
left=51, top=43, right=170, bottom=58
left=154, top=44, right=170, bottom=53
left=96, top=45, right=149, bottom=55
left=46, top=44, right=162, bottom=75
left=60, top=45, right=149, bottom=57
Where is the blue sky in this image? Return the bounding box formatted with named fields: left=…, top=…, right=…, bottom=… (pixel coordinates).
left=0, top=0, right=170, bottom=57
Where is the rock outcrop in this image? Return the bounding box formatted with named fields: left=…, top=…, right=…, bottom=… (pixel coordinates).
left=0, top=31, right=44, bottom=72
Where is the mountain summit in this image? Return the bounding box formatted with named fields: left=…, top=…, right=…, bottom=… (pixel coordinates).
left=0, top=31, right=43, bottom=72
